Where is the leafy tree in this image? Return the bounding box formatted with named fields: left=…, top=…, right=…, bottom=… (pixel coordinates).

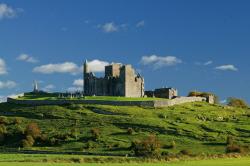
left=25, top=123, right=41, bottom=139
left=227, top=97, right=248, bottom=108
left=130, top=134, right=161, bottom=157
left=127, top=128, right=134, bottom=135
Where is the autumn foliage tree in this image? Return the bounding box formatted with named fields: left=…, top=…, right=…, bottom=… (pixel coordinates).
left=25, top=122, right=41, bottom=139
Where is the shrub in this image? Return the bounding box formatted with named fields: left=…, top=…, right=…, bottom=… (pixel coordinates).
left=179, top=149, right=192, bottom=155
left=226, top=135, right=234, bottom=145
left=226, top=144, right=245, bottom=153
left=170, top=140, right=176, bottom=149
left=130, top=134, right=161, bottom=157
left=48, top=137, right=59, bottom=146
left=36, top=134, right=49, bottom=146
left=85, top=141, right=96, bottom=150
left=25, top=123, right=41, bottom=139
left=90, top=128, right=100, bottom=141
left=227, top=97, right=248, bottom=108
left=127, top=128, right=134, bottom=135
left=13, top=118, right=22, bottom=125
left=71, top=128, right=79, bottom=140
left=0, top=116, right=9, bottom=124
left=21, top=135, right=35, bottom=147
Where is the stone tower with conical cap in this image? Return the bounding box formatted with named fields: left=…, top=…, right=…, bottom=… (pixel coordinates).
left=83, top=60, right=89, bottom=94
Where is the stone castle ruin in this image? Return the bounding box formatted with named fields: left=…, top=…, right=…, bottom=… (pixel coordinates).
left=83, top=60, right=144, bottom=97
left=145, top=87, right=178, bottom=99
left=7, top=60, right=215, bottom=107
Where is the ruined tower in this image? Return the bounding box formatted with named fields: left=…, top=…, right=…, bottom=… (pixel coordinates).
left=83, top=59, right=144, bottom=97
left=83, top=60, right=90, bottom=95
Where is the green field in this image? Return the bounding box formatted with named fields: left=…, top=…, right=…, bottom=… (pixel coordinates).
left=0, top=101, right=249, bottom=155
left=0, top=157, right=249, bottom=166
left=0, top=100, right=249, bottom=164
left=0, top=154, right=249, bottom=166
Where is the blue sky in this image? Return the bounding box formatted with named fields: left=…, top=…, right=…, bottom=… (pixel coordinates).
left=0, top=0, right=249, bottom=103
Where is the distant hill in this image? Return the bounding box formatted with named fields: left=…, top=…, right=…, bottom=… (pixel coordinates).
left=0, top=102, right=249, bottom=156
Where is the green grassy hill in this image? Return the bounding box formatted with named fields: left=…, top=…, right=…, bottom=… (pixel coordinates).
left=0, top=101, right=249, bottom=156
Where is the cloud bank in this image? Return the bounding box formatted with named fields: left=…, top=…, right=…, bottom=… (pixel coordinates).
left=33, top=59, right=109, bottom=74
left=0, top=80, right=17, bottom=89
left=33, top=62, right=80, bottom=74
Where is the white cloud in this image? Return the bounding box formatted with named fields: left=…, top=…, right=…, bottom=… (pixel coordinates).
left=68, top=79, right=84, bottom=93
left=17, top=54, right=38, bottom=63
left=33, top=59, right=109, bottom=75
left=73, top=79, right=83, bottom=87
left=215, top=65, right=238, bottom=71
left=67, top=87, right=82, bottom=92
left=0, top=93, right=23, bottom=103
left=101, top=22, right=119, bottom=33
left=87, top=59, right=109, bottom=72
left=136, top=20, right=145, bottom=28
left=33, top=62, right=80, bottom=74
left=0, top=58, right=7, bottom=75
left=0, top=80, right=17, bottom=89
left=204, top=61, right=213, bottom=66
left=42, top=84, right=55, bottom=92
left=0, top=96, right=6, bottom=103
left=140, top=55, right=182, bottom=69
left=0, top=3, right=19, bottom=20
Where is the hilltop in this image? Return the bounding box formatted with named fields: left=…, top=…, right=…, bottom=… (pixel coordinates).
left=0, top=101, right=249, bottom=156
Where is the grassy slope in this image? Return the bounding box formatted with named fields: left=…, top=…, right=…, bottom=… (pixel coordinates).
left=17, top=93, right=165, bottom=101
left=0, top=102, right=249, bottom=156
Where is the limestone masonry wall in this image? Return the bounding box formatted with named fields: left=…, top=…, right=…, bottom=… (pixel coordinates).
left=7, top=96, right=207, bottom=107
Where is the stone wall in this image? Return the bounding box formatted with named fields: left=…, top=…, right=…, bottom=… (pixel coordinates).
left=7, top=96, right=207, bottom=107
left=153, top=96, right=206, bottom=107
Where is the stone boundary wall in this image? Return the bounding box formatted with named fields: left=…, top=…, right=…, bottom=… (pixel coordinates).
left=7, top=96, right=207, bottom=107
left=153, top=97, right=206, bottom=107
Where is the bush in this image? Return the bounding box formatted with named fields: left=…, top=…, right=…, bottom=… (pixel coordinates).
left=170, top=140, right=176, bottom=149
left=227, top=97, right=248, bottom=108
left=127, top=128, right=134, bottom=135
left=21, top=135, right=35, bottom=147
left=130, top=134, right=161, bottom=157
left=85, top=141, right=96, bottom=150
left=13, top=118, right=22, bottom=125
left=226, top=144, right=245, bottom=153
left=25, top=123, right=41, bottom=139
left=226, top=135, right=234, bottom=145
left=179, top=149, right=192, bottom=155
left=90, top=128, right=100, bottom=141
left=0, top=116, right=9, bottom=124
left=70, top=128, right=79, bottom=140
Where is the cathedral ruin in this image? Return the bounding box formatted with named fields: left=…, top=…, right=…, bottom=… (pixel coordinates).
left=83, top=60, right=145, bottom=97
